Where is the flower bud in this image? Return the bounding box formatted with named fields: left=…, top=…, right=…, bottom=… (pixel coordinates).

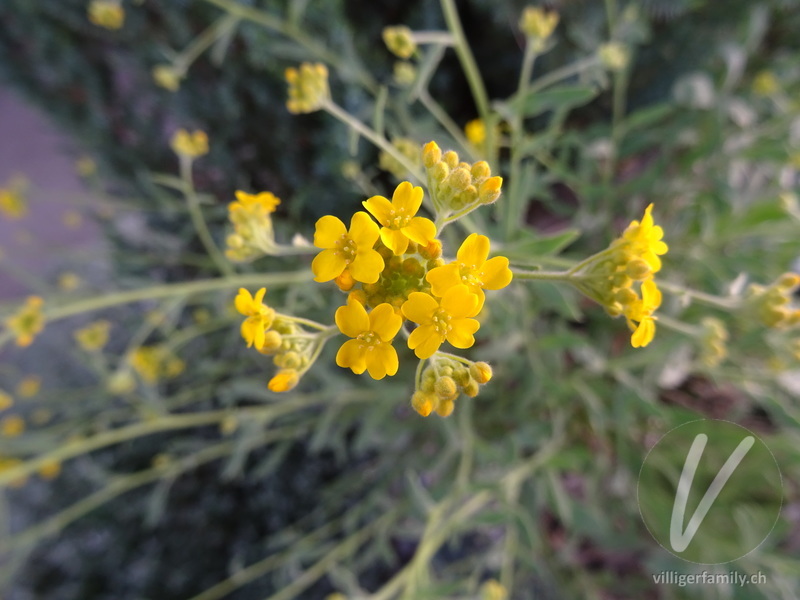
left=470, top=361, right=493, bottom=384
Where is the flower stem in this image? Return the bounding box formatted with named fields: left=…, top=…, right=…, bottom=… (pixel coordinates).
left=658, top=281, right=741, bottom=311
left=512, top=269, right=574, bottom=282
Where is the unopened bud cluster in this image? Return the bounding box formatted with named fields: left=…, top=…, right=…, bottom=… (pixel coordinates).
left=382, top=26, right=417, bottom=59
left=519, top=7, right=559, bottom=51
left=285, top=62, right=330, bottom=114
left=225, top=191, right=281, bottom=261
left=745, top=273, right=800, bottom=329
left=422, top=141, right=503, bottom=215
left=411, top=357, right=493, bottom=417
left=699, top=317, right=729, bottom=368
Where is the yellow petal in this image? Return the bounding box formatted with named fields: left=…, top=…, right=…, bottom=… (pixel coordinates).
left=631, top=317, right=656, bottom=348
left=408, top=324, right=442, bottom=359
left=234, top=288, right=253, bottom=315
left=312, top=248, right=347, bottom=282
left=313, top=215, right=347, bottom=248
left=392, top=181, right=423, bottom=215
left=369, top=303, right=403, bottom=342
left=365, top=343, right=398, bottom=379
left=336, top=339, right=367, bottom=373
left=456, top=233, right=489, bottom=267
left=641, top=279, right=662, bottom=310
left=335, top=298, right=370, bottom=338
left=402, top=292, right=439, bottom=324
left=426, top=263, right=461, bottom=297
left=402, top=217, right=436, bottom=246
left=349, top=211, right=380, bottom=248
left=480, top=256, right=513, bottom=290
left=349, top=249, right=385, bottom=284
left=446, top=318, right=479, bottom=348
left=440, top=285, right=480, bottom=318
left=380, top=227, right=409, bottom=255
left=254, top=287, right=267, bottom=305
left=362, top=195, right=393, bottom=226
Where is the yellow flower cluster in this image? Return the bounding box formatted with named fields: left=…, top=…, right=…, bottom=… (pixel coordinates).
left=88, top=0, right=125, bottom=30
left=311, top=167, right=513, bottom=412
left=746, top=273, right=800, bottom=329
left=412, top=357, right=493, bottom=417
left=699, top=317, right=728, bottom=368
left=0, top=175, right=29, bottom=219
left=519, top=6, right=559, bottom=49
left=170, top=129, right=209, bottom=159
left=422, top=141, right=503, bottom=217
left=4, top=296, right=46, bottom=347
left=225, top=190, right=281, bottom=261
left=285, top=63, right=330, bottom=114
left=234, top=288, right=322, bottom=392
left=153, top=64, right=183, bottom=92
left=74, top=320, right=112, bottom=352
left=573, top=204, right=668, bottom=348
left=480, top=579, right=509, bottom=600
left=129, top=346, right=185, bottom=384
left=598, top=42, right=630, bottom=72
left=382, top=26, right=417, bottom=59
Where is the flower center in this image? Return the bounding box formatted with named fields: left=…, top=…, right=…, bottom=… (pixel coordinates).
left=458, top=263, right=482, bottom=288
left=357, top=330, right=380, bottom=349
left=335, top=235, right=358, bottom=264
left=431, top=308, right=452, bottom=335
left=387, top=207, right=411, bottom=229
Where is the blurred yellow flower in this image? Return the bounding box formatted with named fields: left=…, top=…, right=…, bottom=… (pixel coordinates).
left=88, top=0, right=125, bottom=30
left=170, top=129, right=209, bottom=158
left=0, top=390, right=13, bottom=411
left=268, top=369, right=300, bottom=392
left=382, top=26, right=417, bottom=59
left=58, top=272, right=82, bottom=291
left=74, top=320, right=112, bottom=352
left=335, top=300, right=402, bottom=379
left=0, top=176, right=29, bottom=219
left=38, top=460, right=62, bottom=480
left=465, top=118, right=486, bottom=146
left=312, top=212, right=384, bottom=284
left=234, top=288, right=276, bottom=350
left=17, top=376, right=41, bottom=398
left=519, top=6, right=559, bottom=42
left=152, top=64, right=182, bottom=91
left=1, top=415, right=25, bottom=437
left=285, top=62, right=329, bottom=114
left=5, top=296, right=45, bottom=347
left=362, top=181, right=436, bottom=255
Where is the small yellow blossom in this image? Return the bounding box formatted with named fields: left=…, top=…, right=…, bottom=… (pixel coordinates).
left=170, top=129, right=209, bottom=158
left=88, top=0, right=125, bottom=30
left=625, top=278, right=662, bottom=348
left=427, top=233, right=513, bottom=308
left=1, top=415, right=25, bottom=437
left=382, top=26, right=417, bottom=59
left=4, top=296, right=45, bottom=347
left=130, top=347, right=184, bottom=384
left=0, top=176, right=28, bottom=219
left=153, top=64, right=182, bottom=91
left=618, top=203, right=669, bottom=272
left=465, top=118, right=486, bottom=146
left=76, top=156, right=97, bottom=177
left=753, top=70, right=780, bottom=97
left=285, top=62, right=330, bottom=114
left=234, top=288, right=276, bottom=350
left=58, top=272, right=82, bottom=291
left=0, top=458, right=27, bottom=488
left=312, top=212, right=384, bottom=283
left=520, top=7, right=559, bottom=44
left=746, top=273, right=800, bottom=329
left=38, top=460, right=62, bottom=480
left=74, top=320, right=112, bottom=352
left=480, top=579, right=508, bottom=600
left=411, top=391, right=438, bottom=417
left=402, top=285, right=481, bottom=359
left=226, top=190, right=282, bottom=261
left=231, top=190, right=280, bottom=214
left=363, top=182, right=437, bottom=256
left=335, top=300, right=402, bottom=379
left=17, top=376, right=41, bottom=398
left=268, top=369, right=300, bottom=392
left=393, top=61, right=417, bottom=86
left=0, top=390, right=13, bottom=411
left=599, top=42, right=630, bottom=72
left=31, top=408, right=52, bottom=425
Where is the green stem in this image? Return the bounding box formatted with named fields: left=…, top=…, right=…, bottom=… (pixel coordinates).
left=527, top=55, right=599, bottom=95
left=179, top=158, right=234, bottom=276
left=657, top=314, right=700, bottom=337
left=419, top=89, right=473, bottom=154
left=174, top=14, right=240, bottom=72
left=322, top=100, right=425, bottom=185
left=512, top=269, right=574, bottom=282
left=411, top=31, right=455, bottom=45
left=439, top=0, right=490, bottom=121
left=201, top=0, right=377, bottom=93
left=658, top=281, right=741, bottom=311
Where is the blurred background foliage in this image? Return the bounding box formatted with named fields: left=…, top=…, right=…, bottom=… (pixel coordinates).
left=1, top=0, right=800, bottom=598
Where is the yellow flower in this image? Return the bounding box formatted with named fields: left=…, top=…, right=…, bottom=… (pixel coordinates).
left=38, top=460, right=62, bottom=480
left=465, top=118, right=486, bottom=146
left=152, top=64, right=182, bottom=91
left=363, top=182, right=436, bottom=255
left=76, top=156, right=97, bottom=177
left=88, top=0, right=124, bottom=30
left=5, top=296, right=45, bottom=347
left=17, top=376, right=41, bottom=398
left=598, top=42, right=630, bottom=72
left=74, top=320, right=112, bottom=352
left=618, top=203, right=669, bottom=272
left=753, top=70, right=780, bottom=97
left=0, top=390, right=12, bottom=411
left=519, top=7, right=559, bottom=42
left=285, top=62, right=330, bottom=114
left=268, top=369, right=300, bottom=392
left=382, top=26, right=417, bottom=59
left=426, top=233, right=513, bottom=308
left=1, top=415, right=25, bottom=437
left=231, top=190, right=280, bottom=214
left=234, top=288, right=276, bottom=350
left=480, top=579, right=508, bottom=600
left=335, top=300, right=403, bottom=379
left=0, top=175, right=28, bottom=219
left=402, top=285, right=481, bottom=359
left=312, top=212, right=384, bottom=283
left=170, top=129, right=209, bottom=158
left=624, top=278, right=662, bottom=348
left=130, top=347, right=184, bottom=384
